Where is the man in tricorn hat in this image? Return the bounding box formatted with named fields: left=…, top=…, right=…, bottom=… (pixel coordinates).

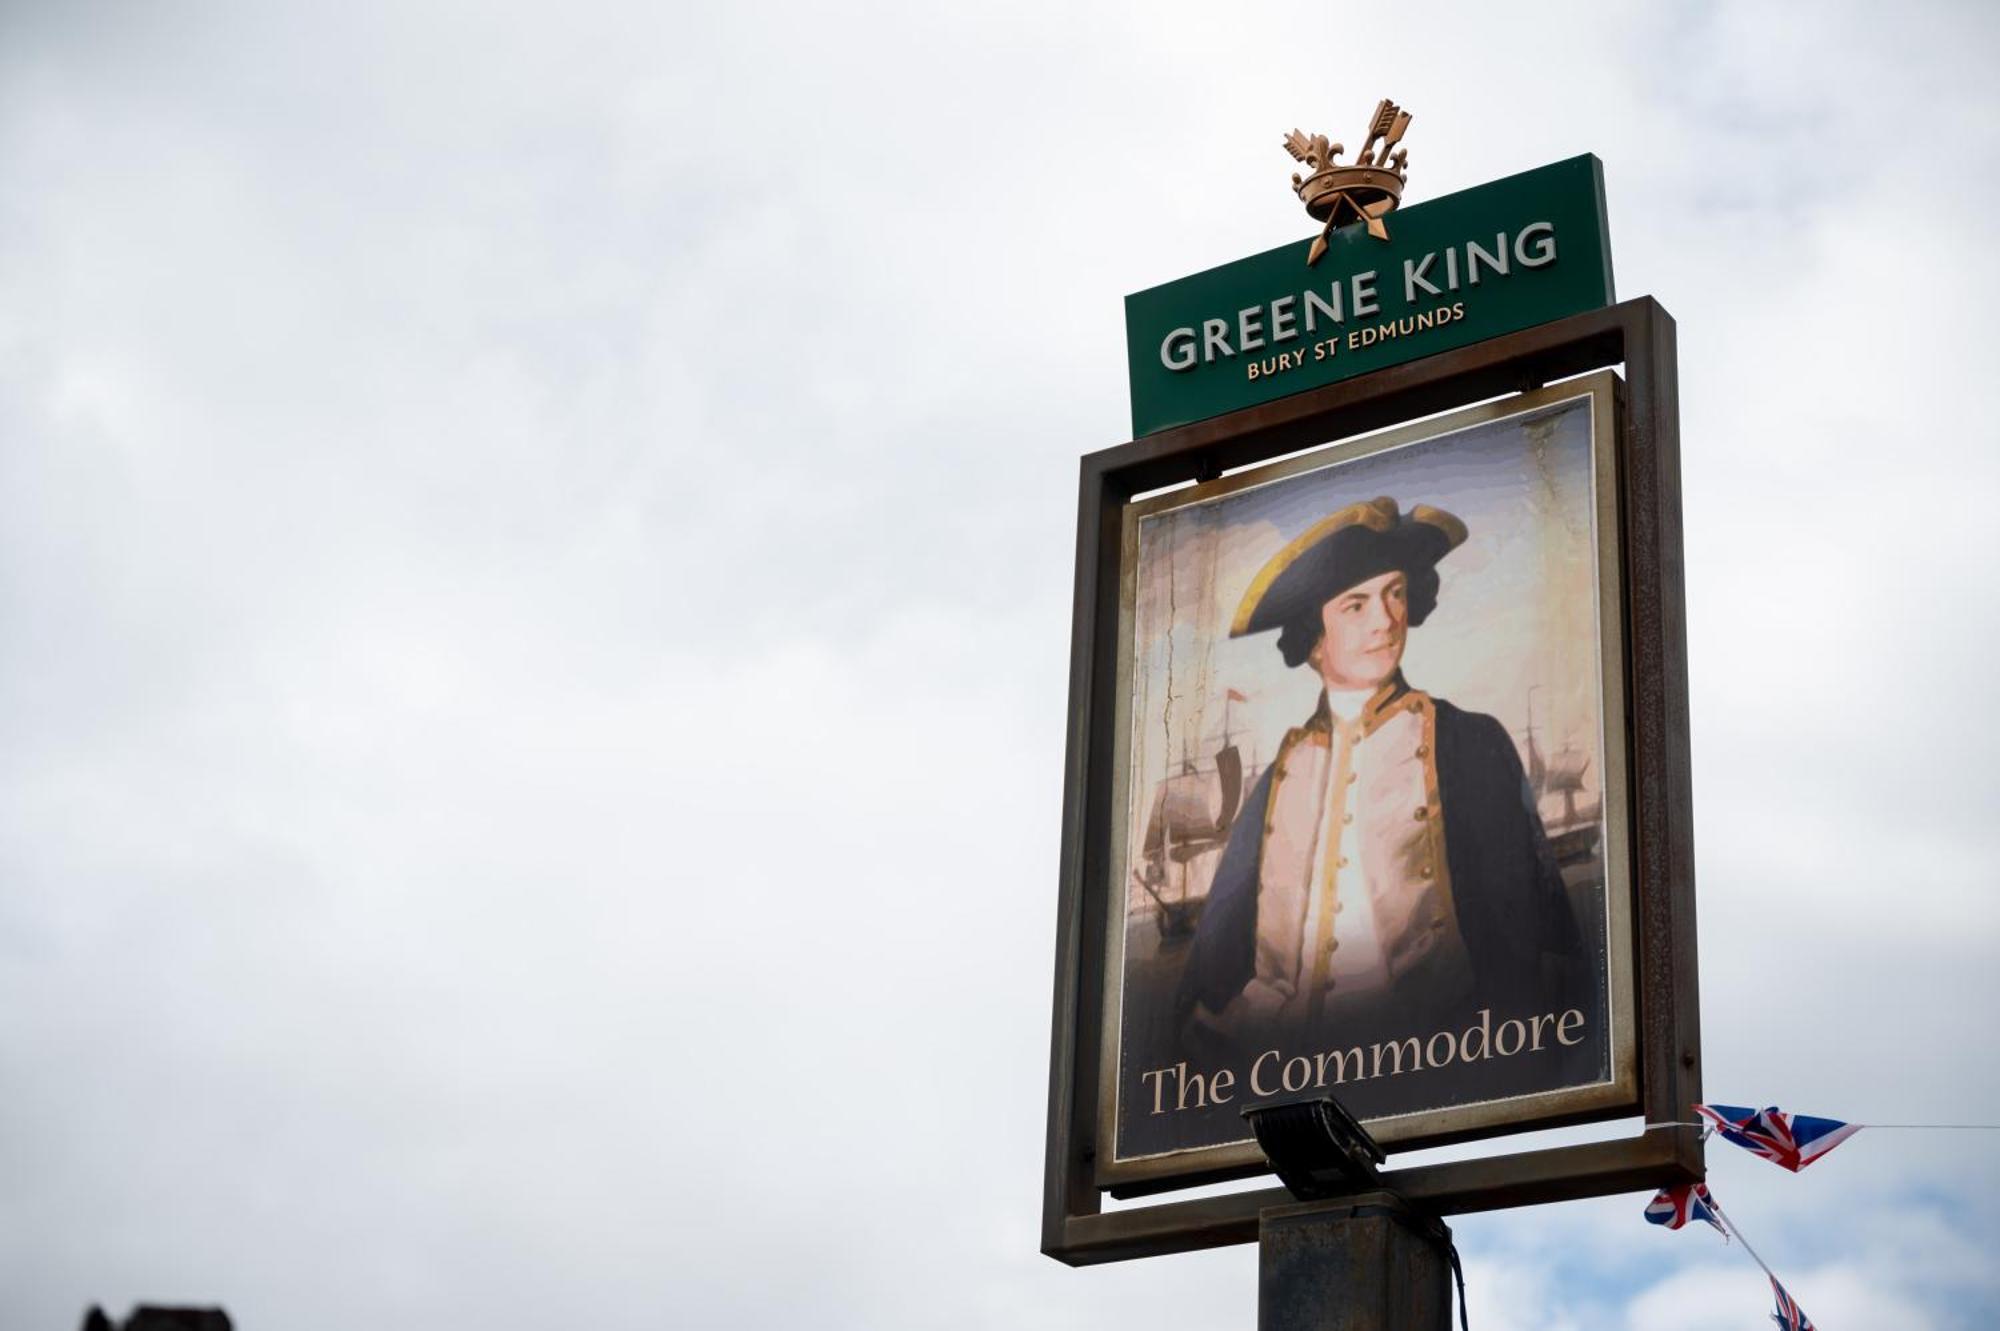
left=1175, top=496, right=1586, bottom=1056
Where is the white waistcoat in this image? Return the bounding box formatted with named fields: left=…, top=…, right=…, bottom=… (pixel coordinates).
left=1222, top=684, right=1473, bottom=1031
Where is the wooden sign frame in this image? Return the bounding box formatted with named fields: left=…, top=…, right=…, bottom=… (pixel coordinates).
left=1042, top=298, right=1702, bottom=1266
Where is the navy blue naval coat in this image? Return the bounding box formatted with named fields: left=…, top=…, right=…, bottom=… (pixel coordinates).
left=1175, top=688, right=1590, bottom=1035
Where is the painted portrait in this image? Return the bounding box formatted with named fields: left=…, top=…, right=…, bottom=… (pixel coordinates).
left=1102, top=376, right=1635, bottom=1176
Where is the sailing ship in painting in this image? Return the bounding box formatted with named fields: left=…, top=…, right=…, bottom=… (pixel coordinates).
left=1521, top=686, right=1603, bottom=892
left=1128, top=693, right=1261, bottom=941
left=1128, top=686, right=1603, bottom=943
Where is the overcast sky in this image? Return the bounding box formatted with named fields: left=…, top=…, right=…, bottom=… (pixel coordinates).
left=3, top=1, right=1997, bottom=1327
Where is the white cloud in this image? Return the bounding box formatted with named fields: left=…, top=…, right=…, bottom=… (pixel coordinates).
left=1628, top=1260, right=1939, bottom=1331
left=2, top=0, right=1997, bottom=1326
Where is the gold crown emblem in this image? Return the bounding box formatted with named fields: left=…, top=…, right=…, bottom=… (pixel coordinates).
left=1285, top=98, right=1411, bottom=265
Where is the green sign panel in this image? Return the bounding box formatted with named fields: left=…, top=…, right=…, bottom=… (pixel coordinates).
left=1124, top=155, right=1613, bottom=437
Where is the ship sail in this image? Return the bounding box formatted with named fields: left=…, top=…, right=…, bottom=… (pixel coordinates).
left=1142, top=743, right=1242, bottom=861
left=1543, top=746, right=1590, bottom=791
left=1215, top=743, right=1243, bottom=833
left=1516, top=690, right=1601, bottom=874
left=1132, top=687, right=1263, bottom=942
left=1524, top=688, right=1548, bottom=792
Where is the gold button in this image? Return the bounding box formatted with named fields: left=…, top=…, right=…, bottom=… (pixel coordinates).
left=1406, top=699, right=1421, bottom=713
left=1414, top=806, right=1429, bottom=821
left=1337, top=855, right=1349, bottom=869
left=1416, top=744, right=1429, bottom=758
left=1346, top=771, right=1357, bottom=785
left=1342, top=812, right=1354, bottom=825
left=1420, top=864, right=1433, bottom=879
left=1326, top=937, right=1340, bottom=950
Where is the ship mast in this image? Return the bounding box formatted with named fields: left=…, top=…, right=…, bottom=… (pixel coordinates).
left=1524, top=685, right=1548, bottom=795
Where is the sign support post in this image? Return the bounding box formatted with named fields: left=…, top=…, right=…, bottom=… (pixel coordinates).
left=1259, top=1193, right=1456, bottom=1331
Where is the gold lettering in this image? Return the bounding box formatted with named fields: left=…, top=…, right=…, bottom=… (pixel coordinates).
left=1174, top=1061, right=1209, bottom=1110
left=1424, top=1030, right=1458, bottom=1067
left=1371, top=1036, right=1422, bottom=1078
left=1315, top=1047, right=1366, bottom=1086
left=1250, top=1049, right=1283, bottom=1097
left=1459, top=1009, right=1492, bottom=1062
left=1529, top=1013, right=1556, bottom=1051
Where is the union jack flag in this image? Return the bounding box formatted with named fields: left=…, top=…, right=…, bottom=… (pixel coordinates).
left=1696, top=1103, right=1862, bottom=1172
left=1643, top=1181, right=1726, bottom=1235
left=1769, top=1275, right=1815, bottom=1330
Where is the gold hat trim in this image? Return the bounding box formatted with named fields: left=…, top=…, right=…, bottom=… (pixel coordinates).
left=1228, top=497, right=1467, bottom=637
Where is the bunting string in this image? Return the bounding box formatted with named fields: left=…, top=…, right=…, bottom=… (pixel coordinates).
left=1645, top=1180, right=1818, bottom=1330
left=1632, top=1101, right=1999, bottom=1328
left=1695, top=1196, right=1819, bottom=1331
left=1641, top=1118, right=2000, bottom=1132
left=1694, top=1192, right=1775, bottom=1283
left=1836, top=1122, right=2000, bottom=1130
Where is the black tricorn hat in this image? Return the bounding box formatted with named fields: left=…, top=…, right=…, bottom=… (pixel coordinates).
left=1230, top=496, right=1467, bottom=642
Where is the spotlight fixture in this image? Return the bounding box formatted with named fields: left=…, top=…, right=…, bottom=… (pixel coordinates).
left=1241, top=1095, right=1385, bottom=1200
